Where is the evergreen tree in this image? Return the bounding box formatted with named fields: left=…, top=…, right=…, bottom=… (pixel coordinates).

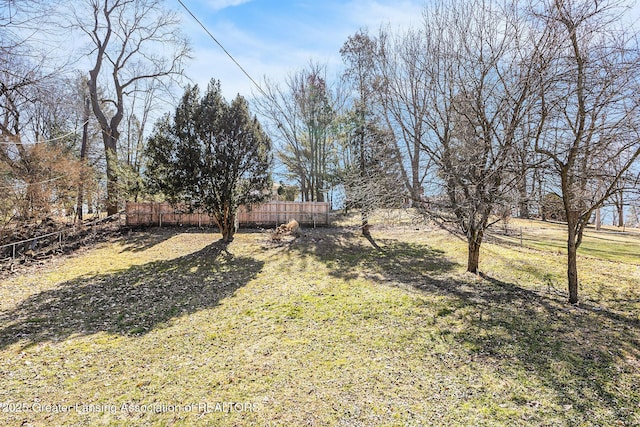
left=145, top=80, right=272, bottom=241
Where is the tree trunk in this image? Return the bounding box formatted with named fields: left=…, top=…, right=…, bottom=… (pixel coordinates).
left=617, top=200, right=624, bottom=228
left=567, top=239, right=579, bottom=304
left=518, top=176, right=529, bottom=218
left=221, top=225, right=235, bottom=242
left=467, top=233, right=482, bottom=274
left=76, top=96, right=90, bottom=222
left=595, top=207, right=601, bottom=231
left=359, top=128, right=369, bottom=237
left=218, top=206, right=236, bottom=242
left=412, top=138, right=421, bottom=203
left=87, top=191, right=94, bottom=214
left=88, top=76, right=120, bottom=216
left=104, top=145, right=119, bottom=216
left=361, top=209, right=370, bottom=237
left=534, top=169, right=545, bottom=220
left=567, top=225, right=579, bottom=304
left=87, top=25, right=120, bottom=218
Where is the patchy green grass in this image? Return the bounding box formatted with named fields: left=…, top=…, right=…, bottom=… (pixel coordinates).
left=0, top=220, right=639, bottom=426
left=491, top=218, right=640, bottom=265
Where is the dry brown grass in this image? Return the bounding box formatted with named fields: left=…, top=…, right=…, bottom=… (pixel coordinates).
left=0, top=220, right=638, bottom=426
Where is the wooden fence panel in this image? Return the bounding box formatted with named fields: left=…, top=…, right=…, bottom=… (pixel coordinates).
left=126, top=201, right=330, bottom=227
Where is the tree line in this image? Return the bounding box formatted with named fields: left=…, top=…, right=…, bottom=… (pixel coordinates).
left=2, top=0, right=640, bottom=304
left=1, top=0, right=188, bottom=230
left=256, top=0, right=640, bottom=304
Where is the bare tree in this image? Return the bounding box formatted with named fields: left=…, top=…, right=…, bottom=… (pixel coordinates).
left=254, top=62, right=342, bottom=203
left=71, top=0, right=189, bottom=215
left=340, top=30, right=404, bottom=235
left=1, top=53, right=59, bottom=218
left=372, top=26, right=432, bottom=205
left=0, top=63, right=91, bottom=222
left=123, top=79, right=159, bottom=174
left=70, top=74, right=106, bottom=221
left=1, top=1, right=102, bottom=224
left=533, top=0, right=640, bottom=304
left=383, top=0, right=547, bottom=273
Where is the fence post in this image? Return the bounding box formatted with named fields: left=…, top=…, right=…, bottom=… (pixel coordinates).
left=326, top=204, right=329, bottom=226
left=520, top=227, right=523, bottom=247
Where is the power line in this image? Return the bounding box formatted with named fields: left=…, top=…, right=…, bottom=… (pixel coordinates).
left=0, top=175, right=65, bottom=190
left=177, top=0, right=269, bottom=99
left=0, top=120, right=89, bottom=146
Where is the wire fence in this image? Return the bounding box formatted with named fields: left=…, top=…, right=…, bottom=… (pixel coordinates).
left=0, top=213, right=123, bottom=263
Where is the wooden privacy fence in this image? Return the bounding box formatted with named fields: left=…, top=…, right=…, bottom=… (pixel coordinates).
left=125, top=201, right=331, bottom=228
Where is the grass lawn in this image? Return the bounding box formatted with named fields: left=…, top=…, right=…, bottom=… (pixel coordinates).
left=0, top=216, right=639, bottom=426
left=489, top=218, right=640, bottom=265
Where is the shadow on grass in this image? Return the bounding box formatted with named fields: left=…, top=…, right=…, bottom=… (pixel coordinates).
left=291, top=227, right=640, bottom=424
left=119, top=226, right=222, bottom=253
left=0, top=240, right=263, bottom=349
left=118, top=228, right=178, bottom=252
left=431, top=273, right=640, bottom=423
left=421, top=273, right=640, bottom=423
left=288, top=228, right=458, bottom=282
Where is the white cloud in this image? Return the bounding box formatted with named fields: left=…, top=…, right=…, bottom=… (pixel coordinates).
left=343, top=0, right=423, bottom=30
left=206, top=0, right=253, bottom=12
left=186, top=38, right=322, bottom=101
left=183, top=15, right=328, bottom=98
left=179, top=0, right=426, bottom=100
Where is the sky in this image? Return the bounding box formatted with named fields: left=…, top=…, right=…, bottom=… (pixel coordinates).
left=169, top=0, right=640, bottom=101
left=167, top=0, right=425, bottom=100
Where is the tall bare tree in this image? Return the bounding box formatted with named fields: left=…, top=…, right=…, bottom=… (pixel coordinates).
left=340, top=30, right=404, bottom=235
left=366, top=0, right=546, bottom=273
left=255, top=62, right=342, bottom=203
left=338, top=117, right=404, bottom=231
left=372, top=26, right=432, bottom=205
left=71, top=0, right=189, bottom=215
left=533, top=0, right=640, bottom=304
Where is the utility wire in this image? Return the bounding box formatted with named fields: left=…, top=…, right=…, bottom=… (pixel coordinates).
left=0, top=175, right=65, bottom=190
left=0, top=120, right=89, bottom=145
left=177, top=0, right=269, bottom=99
